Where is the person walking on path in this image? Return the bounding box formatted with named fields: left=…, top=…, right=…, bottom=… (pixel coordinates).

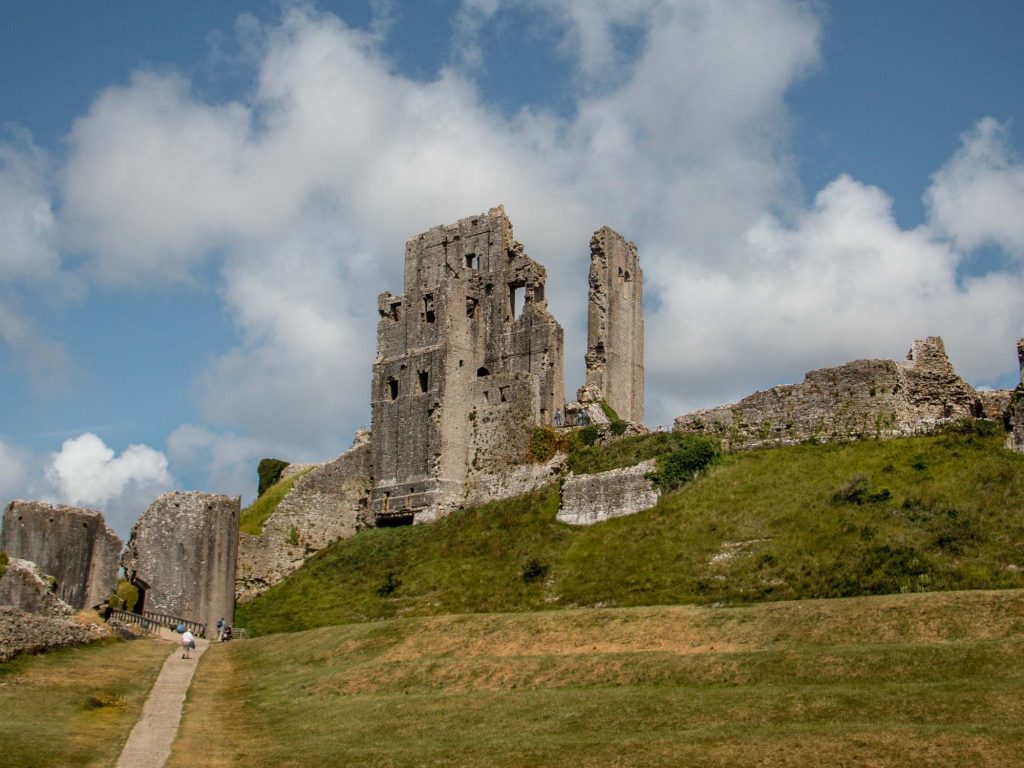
left=116, top=632, right=209, bottom=768
left=181, top=629, right=195, bottom=659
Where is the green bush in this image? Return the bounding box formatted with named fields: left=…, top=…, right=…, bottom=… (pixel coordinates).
left=257, top=458, right=290, bottom=497
left=108, top=579, right=140, bottom=613
left=0, top=551, right=7, bottom=579
left=646, top=435, right=720, bottom=492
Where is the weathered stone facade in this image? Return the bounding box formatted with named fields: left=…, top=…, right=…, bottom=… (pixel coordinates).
left=1, top=501, right=122, bottom=610
left=237, top=434, right=373, bottom=602
left=557, top=460, right=660, bottom=526
left=675, top=337, right=990, bottom=450
left=122, top=491, right=239, bottom=630
left=583, top=227, right=644, bottom=423
left=0, top=557, right=75, bottom=617
left=370, top=207, right=564, bottom=524
left=1006, top=339, right=1024, bottom=453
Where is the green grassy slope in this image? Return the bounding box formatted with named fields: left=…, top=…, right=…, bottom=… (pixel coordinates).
left=238, top=468, right=313, bottom=536
left=174, top=590, right=1024, bottom=768
left=236, top=425, right=1024, bottom=636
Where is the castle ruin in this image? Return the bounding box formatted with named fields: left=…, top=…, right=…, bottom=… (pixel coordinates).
left=370, top=207, right=567, bottom=524
left=1007, top=339, right=1024, bottom=453
left=122, top=491, right=239, bottom=630
left=1, top=501, right=122, bottom=610
left=583, top=227, right=644, bottom=423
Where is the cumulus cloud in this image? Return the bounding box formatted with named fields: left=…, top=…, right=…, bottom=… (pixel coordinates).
left=50, top=0, right=1024, bottom=448
left=926, top=117, right=1024, bottom=257
left=43, top=433, right=174, bottom=538
left=646, top=174, right=1024, bottom=420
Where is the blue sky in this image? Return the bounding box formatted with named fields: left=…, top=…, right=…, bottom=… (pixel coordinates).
left=2, top=0, right=1023, bottom=538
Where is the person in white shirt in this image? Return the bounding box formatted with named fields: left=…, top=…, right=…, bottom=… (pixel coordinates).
left=181, top=629, right=195, bottom=659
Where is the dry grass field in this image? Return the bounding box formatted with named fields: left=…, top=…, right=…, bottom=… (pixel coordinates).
left=170, top=589, right=1024, bottom=767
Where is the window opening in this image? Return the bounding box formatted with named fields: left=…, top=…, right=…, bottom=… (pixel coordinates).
left=509, top=283, right=524, bottom=319
left=378, top=512, right=414, bottom=527
left=387, top=377, right=399, bottom=400
left=466, top=297, right=478, bottom=318
left=499, top=386, right=509, bottom=403
left=418, top=370, right=429, bottom=393
left=476, top=366, right=490, bottom=377
left=423, top=294, right=436, bottom=323
left=465, top=253, right=479, bottom=269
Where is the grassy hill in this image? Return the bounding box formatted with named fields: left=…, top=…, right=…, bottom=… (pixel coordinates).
left=236, top=423, right=1024, bottom=635
left=173, top=590, right=1024, bottom=767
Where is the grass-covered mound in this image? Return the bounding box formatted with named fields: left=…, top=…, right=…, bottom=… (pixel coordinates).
left=236, top=424, right=1024, bottom=636
left=238, top=468, right=313, bottom=536
left=174, top=590, right=1024, bottom=767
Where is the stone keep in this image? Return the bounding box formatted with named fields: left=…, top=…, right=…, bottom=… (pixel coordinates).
left=1, top=501, right=122, bottom=610
left=583, top=227, right=644, bottom=423
left=122, top=491, right=239, bottom=630
left=371, top=206, right=564, bottom=524
left=1007, top=339, right=1024, bottom=453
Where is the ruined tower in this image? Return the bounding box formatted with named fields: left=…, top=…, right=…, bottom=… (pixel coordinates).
left=1007, top=338, right=1024, bottom=453
left=370, top=207, right=564, bottom=524
left=583, top=227, right=644, bottom=423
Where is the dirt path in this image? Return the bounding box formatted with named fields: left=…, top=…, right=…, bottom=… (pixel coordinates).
left=115, top=631, right=209, bottom=768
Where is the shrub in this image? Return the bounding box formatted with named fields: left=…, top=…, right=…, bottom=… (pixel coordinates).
left=108, top=578, right=140, bottom=613
left=0, top=551, right=7, bottom=579
left=646, top=435, right=719, bottom=492
left=521, top=558, right=549, bottom=583
left=831, top=476, right=891, bottom=505
left=258, top=458, right=290, bottom=497
left=377, top=571, right=401, bottom=596
left=287, top=526, right=300, bottom=546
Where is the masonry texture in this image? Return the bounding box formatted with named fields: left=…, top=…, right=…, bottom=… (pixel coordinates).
left=583, top=227, right=644, bottom=423
left=1006, top=339, right=1024, bottom=453
left=122, top=492, right=239, bottom=630
left=237, top=434, right=372, bottom=602
left=1, top=501, right=122, bottom=610
left=0, top=557, right=75, bottom=617
left=674, top=337, right=990, bottom=449
left=370, top=206, right=564, bottom=524
left=558, top=460, right=660, bottom=525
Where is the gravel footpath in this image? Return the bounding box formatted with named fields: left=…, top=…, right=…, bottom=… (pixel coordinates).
left=115, top=631, right=210, bottom=768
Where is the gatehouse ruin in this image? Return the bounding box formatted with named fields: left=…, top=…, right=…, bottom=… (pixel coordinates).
left=1, top=501, right=122, bottom=610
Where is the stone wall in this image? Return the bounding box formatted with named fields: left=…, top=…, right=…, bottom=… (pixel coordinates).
left=1, top=501, right=122, bottom=609
left=370, top=206, right=564, bottom=524
left=0, top=557, right=75, bottom=617
left=557, top=460, right=660, bottom=526
left=1006, top=339, right=1024, bottom=453
left=0, top=606, right=110, bottom=663
left=583, top=227, right=644, bottom=423
left=236, top=435, right=373, bottom=602
left=674, top=337, right=991, bottom=450
left=122, top=491, right=239, bottom=630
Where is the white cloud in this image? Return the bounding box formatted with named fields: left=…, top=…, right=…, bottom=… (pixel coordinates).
left=926, top=117, right=1024, bottom=257
left=50, top=1, right=1024, bottom=446
left=0, top=128, right=58, bottom=283
left=167, top=424, right=276, bottom=506
left=43, top=433, right=174, bottom=538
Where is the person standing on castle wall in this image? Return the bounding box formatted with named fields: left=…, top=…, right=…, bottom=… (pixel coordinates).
left=181, top=629, right=195, bottom=659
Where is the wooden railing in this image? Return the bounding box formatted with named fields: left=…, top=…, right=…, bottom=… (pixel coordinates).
left=108, top=609, right=161, bottom=634
left=107, top=609, right=207, bottom=638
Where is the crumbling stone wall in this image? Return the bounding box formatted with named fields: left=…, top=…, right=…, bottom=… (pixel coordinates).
left=1, top=501, right=122, bottom=609
left=122, top=492, right=239, bottom=630
left=370, top=206, right=564, bottom=524
left=236, top=434, right=372, bottom=602
left=0, top=557, right=75, bottom=617
left=557, top=460, right=660, bottom=525
left=1006, top=339, right=1024, bottom=453
left=583, top=227, right=644, bottom=423
left=675, top=337, right=988, bottom=450
left=0, top=606, right=110, bottom=662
